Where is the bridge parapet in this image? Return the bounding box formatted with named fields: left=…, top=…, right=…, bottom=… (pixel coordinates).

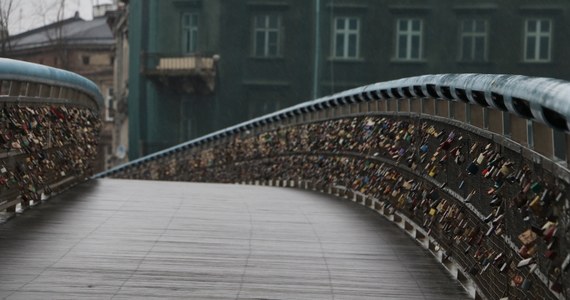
left=100, top=74, right=570, bottom=300
left=0, top=58, right=102, bottom=217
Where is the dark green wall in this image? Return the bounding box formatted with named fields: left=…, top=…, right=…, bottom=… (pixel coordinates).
left=128, top=0, right=570, bottom=158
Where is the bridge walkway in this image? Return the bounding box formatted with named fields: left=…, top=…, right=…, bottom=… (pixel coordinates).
left=0, top=179, right=469, bottom=300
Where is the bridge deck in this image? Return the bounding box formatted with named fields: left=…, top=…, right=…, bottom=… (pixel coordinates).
left=0, top=179, right=469, bottom=300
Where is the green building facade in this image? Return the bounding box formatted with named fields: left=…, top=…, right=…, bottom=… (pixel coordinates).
left=128, top=0, right=570, bottom=158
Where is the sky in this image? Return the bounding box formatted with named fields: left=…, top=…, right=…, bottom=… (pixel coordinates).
left=7, top=0, right=114, bottom=35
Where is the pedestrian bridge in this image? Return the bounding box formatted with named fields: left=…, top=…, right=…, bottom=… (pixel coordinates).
left=0, top=179, right=468, bottom=299
left=0, top=58, right=568, bottom=300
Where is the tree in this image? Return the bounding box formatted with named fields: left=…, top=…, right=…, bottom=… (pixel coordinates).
left=0, top=0, right=15, bottom=55
left=34, top=0, right=70, bottom=68
left=52, top=0, right=69, bottom=68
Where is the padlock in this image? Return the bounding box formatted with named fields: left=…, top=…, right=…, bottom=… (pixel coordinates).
left=521, top=277, right=532, bottom=291
left=518, top=229, right=538, bottom=246
left=530, top=181, right=542, bottom=193
left=476, top=152, right=486, bottom=165
left=466, top=161, right=478, bottom=175
left=528, top=195, right=541, bottom=214
left=500, top=162, right=513, bottom=176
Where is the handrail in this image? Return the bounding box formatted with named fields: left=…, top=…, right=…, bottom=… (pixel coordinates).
left=96, top=73, right=570, bottom=178
left=0, top=58, right=104, bottom=108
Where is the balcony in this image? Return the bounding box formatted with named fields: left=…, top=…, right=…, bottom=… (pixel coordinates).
left=141, top=53, right=217, bottom=94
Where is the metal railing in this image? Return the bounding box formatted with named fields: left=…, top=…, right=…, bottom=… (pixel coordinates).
left=0, top=58, right=102, bottom=216
left=141, top=52, right=216, bottom=75
left=98, top=74, right=570, bottom=177
left=96, top=73, right=570, bottom=300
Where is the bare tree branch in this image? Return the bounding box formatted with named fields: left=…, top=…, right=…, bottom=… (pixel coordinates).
left=0, top=0, right=15, bottom=55
left=33, top=0, right=70, bottom=68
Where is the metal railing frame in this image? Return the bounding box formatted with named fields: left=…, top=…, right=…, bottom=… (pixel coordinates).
left=0, top=58, right=103, bottom=213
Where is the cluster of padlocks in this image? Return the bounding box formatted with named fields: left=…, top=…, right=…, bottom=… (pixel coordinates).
left=0, top=104, right=101, bottom=210
left=123, top=115, right=569, bottom=299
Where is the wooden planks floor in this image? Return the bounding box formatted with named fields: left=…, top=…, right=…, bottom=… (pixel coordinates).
left=0, top=179, right=470, bottom=299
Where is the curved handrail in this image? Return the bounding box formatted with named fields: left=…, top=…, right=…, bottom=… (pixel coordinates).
left=360, top=74, right=570, bottom=130
left=0, top=58, right=104, bottom=108
left=96, top=73, right=570, bottom=178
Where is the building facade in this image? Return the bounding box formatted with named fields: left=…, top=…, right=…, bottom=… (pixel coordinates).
left=107, top=1, right=130, bottom=167
left=3, top=7, right=117, bottom=171
left=125, top=0, right=570, bottom=159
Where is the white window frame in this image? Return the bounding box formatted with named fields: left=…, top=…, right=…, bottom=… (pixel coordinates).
left=253, top=14, right=282, bottom=57
left=332, top=17, right=360, bottom=59
left=524, top=18, right=552, bottom=62
left=395, top=18, right=423, bottom=61
left=460, top=19, right=488, bottom=62
left=181, top=12, right=199, bottom=54
left=105, top=87, right=114, bottom=122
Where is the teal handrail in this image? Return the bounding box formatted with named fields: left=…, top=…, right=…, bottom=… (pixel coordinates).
left=0, top=58, right=104, bottom=108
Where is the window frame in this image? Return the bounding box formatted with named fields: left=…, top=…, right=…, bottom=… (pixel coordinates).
left=105, top=87, right=114, bottom=122
left=459, top=19, right=488, bottom=62
left=523, top=18, right=553, bottom=63
left=252, top=14, right=282, bottom=58
left=395, top=18, right=424, bottom=61
left=82, top=55, right=90, bottom=65
left=331, top=16, right=361, bottom=60
left=181, top=12, right=199, bottom=55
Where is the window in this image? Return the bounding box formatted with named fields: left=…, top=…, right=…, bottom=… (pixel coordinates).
left=253, top=14, right=281, bottom=57
left=460, top=19, right=487, bottom=61
left=396, top=19, right=423, bottom=61
left=524, top=19, right=552, bottom=62
left=82, top=55, right=90, bottom=65
left=332, top=17, right=360, bottom=59
left=106, top=88, right=114, bottom=122
left=182, top=13, right=199, bottom=54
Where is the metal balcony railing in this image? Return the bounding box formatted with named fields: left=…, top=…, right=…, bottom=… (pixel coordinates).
left=142, top=54, right=214, bottom=73
left=140, top=52, right=217, bottom=93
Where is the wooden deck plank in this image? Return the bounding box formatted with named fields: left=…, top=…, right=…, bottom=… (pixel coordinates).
left=0, top=179, right=470, bottom=299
